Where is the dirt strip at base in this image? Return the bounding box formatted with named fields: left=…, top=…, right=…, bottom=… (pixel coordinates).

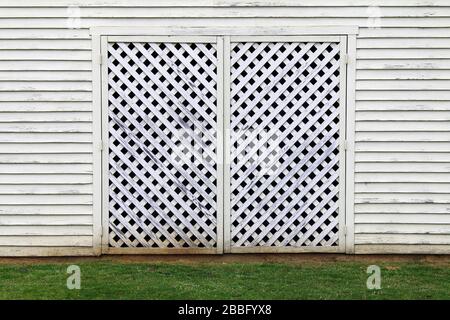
left=0, top=254, right=450, bottom=266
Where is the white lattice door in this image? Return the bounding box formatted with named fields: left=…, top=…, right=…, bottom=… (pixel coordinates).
left=104, top=36, right=224, bottom=253
left=102, top=35, right=346, bottom=254
left=225, top=36, right=346, bottom=253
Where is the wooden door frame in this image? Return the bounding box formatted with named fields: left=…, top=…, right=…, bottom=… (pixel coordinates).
left=225, top=35, right=348, bottom=253
left=91, top=26, right=358, bottom=255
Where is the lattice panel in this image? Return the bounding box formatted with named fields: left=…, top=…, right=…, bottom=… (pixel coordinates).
left=230, top=42, right=342, bottom=248
left=108, top=41, right=218, bottom=248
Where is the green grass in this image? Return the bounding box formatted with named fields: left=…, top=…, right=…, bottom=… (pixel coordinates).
left=0, top=261, right=449, bottom=299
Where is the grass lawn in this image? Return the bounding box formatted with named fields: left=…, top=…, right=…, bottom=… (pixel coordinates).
left=0, top=259, right=449, bottom=299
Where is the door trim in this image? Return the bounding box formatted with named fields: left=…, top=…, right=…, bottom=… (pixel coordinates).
left=97, top=35, right=225, bottom=254
left=225, top=35, right=347, bottom=253
left=91, top=27, right=358, bottom=255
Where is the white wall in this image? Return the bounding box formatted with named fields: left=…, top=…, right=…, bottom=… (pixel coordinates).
left=0, top=0, right=449, bottom=255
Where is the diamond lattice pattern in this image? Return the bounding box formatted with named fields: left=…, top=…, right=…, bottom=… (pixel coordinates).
left=108, top=42, right=218, bottom=248
left=230, top=42, right=341, bottom=248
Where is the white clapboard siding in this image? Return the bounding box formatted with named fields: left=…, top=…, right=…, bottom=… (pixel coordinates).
left=0, top=112, right=91, bottom=121
left=0, top=122, right=92, bottom=133
left=0, top=132, right=93, bottom=143
left=355, top=224, right=450, bottom=234
left=355, top=214, right=450, bottom=224
left=0, top=225, right=93, bottom=236
left=0, top=194, right=92, bottom=204
left=0, top=0, right=449, bottom=255
left=5, top=6, right=450, bottom=18
left=0, top=214, right=92, bottom=225
left=354, top=6, right=450, bottom=253
left=0, top=235, right=92, bottom=246
left=0, top=143, right=91, bottom=154
left=356, top=234, right=450, bottom=245
left=0, top=61, right=92, bottom=71
left=356, top=131, right=450, bottom=142
left=0, top=82, right=92, bottom=91
left=0, top=50, right=91, bottom=61
left=0, top=71, right=92, bottom=81
left=0, top=204, right=92, bottom=215
left=355, top=182, right=450, bottom=194
left=0, top=174, right=92, bottom=184
left=355, top=193, right=450, bottom=204
left=0, top=39, right=91, bottom=50
left=0, top=163, right=92, bottom=174
left=0, top=92, right=92, bottom=101
left=0, top=102, right=93, bottom=112
left=0, top=154, right=92, bottom=164
left=356, top=162, right=450, bottom=172
left=0, top=28, right=91, bottom=39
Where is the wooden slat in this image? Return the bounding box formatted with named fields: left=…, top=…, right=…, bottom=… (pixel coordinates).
left=0, top=82, right=91, bottom=91
left=0, top=153, right=92, bottom=164
left=0, top=214, right=92, bottom=225
left=0, top=132, right=92, bottom=143
left=0, top=174, right=91, bottom=184
left=356, top=90, right=450, bottom=100
left=357, top=38, right=450, bottom=49
left=0, top=71, right=91, bottom=81
left=0, top=17, right=450, bottom=29
left=355, top=141, right=450, bottom=152
left=0, top=39, right=91, bottom=50
left=0, top=194, right=92, bottom=205
left=0, top=143, right=91, bottom=154
left=356, top=234, right=450, bottom=245
left=355, top=182, right=450, bottom=194
left=0, top=101, right=92, bottom=112
left=0, top=50, right=91, bottom=61
left=0, top=225, right=93, bottom=236
left=0, top=163, right=92, bottom=174
left=0, top=61, right=91, bottom=71
left=0, top=28, right=89, bottom=40
left=1, top=0, right=450, bottom=7
left=355, top=203, right=450, bottom=214
left=356, top=131, right=450, bottom=142
left=355, top=213, right=450, bottom=224
left=356, top=80, right=450, bottom=91
left=356, top=122, right=450, bottom=132
left=0, top=204, right=92, bottom=215
left=0, top=235, right=92, bottom=247
left=356, top=162, right=450, bottom=172
left=0, top=122, right=92, bottom=133
left=2, top=7, right=450, bottom=18
left=356, top=69, right=450, bottom=80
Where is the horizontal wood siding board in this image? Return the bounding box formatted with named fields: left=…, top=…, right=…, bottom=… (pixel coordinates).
left=0, top=204, right=92, bottom=215
left=0, top=225, right=93, bottom=236
left=0, top=247, right=98, bottom=256
left=0, top=235, right=92, bottom=246
left=1, top=18, right=450, bottom=29
left=2, top=7, right=450, bottom=18
left=1, top=0, right=450, bottom=7
left=355, top=213, right=450, bottom=224
left=355, top=244, right=450, bottom=254
left=356, top=234, right=450, bottom=245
